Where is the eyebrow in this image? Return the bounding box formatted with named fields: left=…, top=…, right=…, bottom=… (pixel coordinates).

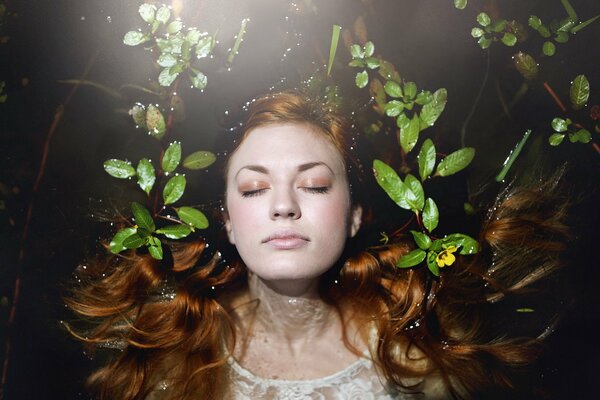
left=235, top=162, right=334, bottom=179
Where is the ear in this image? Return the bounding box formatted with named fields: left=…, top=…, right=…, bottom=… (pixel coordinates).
left=349, top=205, right=363, bottom=238
left=223, top=211, right=236, bottom=245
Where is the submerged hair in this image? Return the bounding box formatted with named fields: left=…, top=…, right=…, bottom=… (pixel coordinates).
left=66, top=91, right=571, bottom=399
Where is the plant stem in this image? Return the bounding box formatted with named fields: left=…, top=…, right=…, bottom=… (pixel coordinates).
left=0, top=49, right=100, bottom=400
left=543, top=81, right=567, bottom=112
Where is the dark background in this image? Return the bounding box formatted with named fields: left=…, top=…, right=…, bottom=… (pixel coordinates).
left=1, top=1, right=599, bottom=398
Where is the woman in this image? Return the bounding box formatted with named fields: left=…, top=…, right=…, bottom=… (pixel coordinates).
left=67, top=91, right=570, bottom=399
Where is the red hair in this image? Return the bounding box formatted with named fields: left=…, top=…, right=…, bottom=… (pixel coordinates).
left=66, top=92, right=571, bottom=399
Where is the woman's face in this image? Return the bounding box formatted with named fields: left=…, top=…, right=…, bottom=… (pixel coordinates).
left=224, top=123, right=361, bottom=285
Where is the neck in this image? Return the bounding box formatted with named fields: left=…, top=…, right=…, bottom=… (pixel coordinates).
left=244, top=272, right=338, bottom=348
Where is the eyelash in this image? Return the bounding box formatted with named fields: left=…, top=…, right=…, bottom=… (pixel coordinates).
left=240, top=187, right=329, bottom=197
left=303, top=186, right=329, bottom=194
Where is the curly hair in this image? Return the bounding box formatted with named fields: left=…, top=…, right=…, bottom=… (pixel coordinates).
left=66, top=92, right=571, bottom=399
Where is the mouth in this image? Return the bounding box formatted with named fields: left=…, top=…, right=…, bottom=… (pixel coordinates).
left=262, top=230, right=310, bottom=250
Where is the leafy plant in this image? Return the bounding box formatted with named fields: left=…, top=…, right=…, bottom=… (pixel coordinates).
left=548, top=75, right=594, bottom=146
left=346, top=38, right=479, bottom=276
left=104, top=140, right=215, bottom=259
left=123, top=3, right=217, bottom=90
left=528, top=6, right=600, bottom=57
left=471, top=12, right=524, bottom=49
left=372, top=148, right=478, bottom=277
left=349, top=41, right=448, bottom=154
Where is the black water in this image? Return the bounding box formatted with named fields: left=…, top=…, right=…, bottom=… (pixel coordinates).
left=1, top=1, right=599, bottom=398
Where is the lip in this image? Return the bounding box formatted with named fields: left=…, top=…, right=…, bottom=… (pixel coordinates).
left=262, top=230, right=310, bottom=250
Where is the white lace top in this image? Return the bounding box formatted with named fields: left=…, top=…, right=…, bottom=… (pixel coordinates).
left=226, top=355, right=418, bottom=400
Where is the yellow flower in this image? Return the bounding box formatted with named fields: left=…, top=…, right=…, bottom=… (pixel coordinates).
left=436, top=246, right=457, bottom=268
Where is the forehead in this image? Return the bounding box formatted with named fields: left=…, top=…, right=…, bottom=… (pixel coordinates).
left=226, top=123, right=346, bottom=176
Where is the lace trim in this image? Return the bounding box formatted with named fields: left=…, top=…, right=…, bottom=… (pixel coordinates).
left=227, top=355, right=371, bottom=386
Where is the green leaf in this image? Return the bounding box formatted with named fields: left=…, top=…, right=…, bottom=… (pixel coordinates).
left=490, top=20, right=507, bottom=33
left=495, top=129, right=532, bottom=182
left=554, top=31, right=569, bottom=43
left=478, top=36, right=492, bottom=49
left=350, top=44, right=365, bottom=59
left=570, top=75, right=589, bottom=110
left=396, top=248, right=426, bottom=268
left=162, top=142, right=182, bottom=173
left=426, top=251, right=440, bottom=276
left=477, top=12, right=491, bottom=27
left=354, top=70, right=368, bottom=89
left=403, top=82, right=417, bottom=100
left=399, top=114, right=420, bottom=154
left=418, top=138, right=436, bottom=181
left=420, top=88, right=447, bottom=127
left=123, top=31, right=151, bottom=46
left=538, top=25, right=551, bottom=38
left=348, top=59, right=365, bottom=68
left=373, top=160, right=410, bottom=210
left=129, top=103, right=147, bottom=129
left=516, top=308, right=535, bottom=313
left=157, top=53, right=178, bottom=68
left=138, top=4, right=156, bottom=23
left=196, top=35, right=214, bottom=59
left=109, top=227, right=137, bottom=254
left=137, top=158, right=156, bottom=195
left=573, top=129, right=592, bottom=143
left=104, top=159, right=136, bottom=179
left=327, top=25, right=342, bottom=76
left=435, top=147, right=475, bottom=177
left=176, top=206, right=209, bottom=229
left=163, top=175, right=186, bottom=205
left=146, top=105, right=166, bottom=139
left=155, top=5, right=171, bottom=24
left=422, top=198, right=439, bottom=233
left=364, top=41, right=375, bottom=57
left=551, top=118, right=568, bottom=132
left=159, top=67, right=179, bottom=87
left=186, top=28, right=201, bottom=44
left=156, top=224, right=193, bottom=239
left=571, top=14, right=600, bottom=34
left=442, top=233, right=479, bottom=254
left=384, top=80, right=403, bottom=98
left=411, top=231, right=432, bottom=250
left=183, top=151, right=216, bottom=170
left=464, top=202, right=476, bottom=215
left=148, top=242, right=163, bottom=260
left=501, top=32, right=517, bottom=46
left=131, top=202, right=155, bottom=232
left=405, top=174, right=425, bottom=211
left=454, top=0, right=467, bottom=10
left=415, top=91, right=433, bottom=106
left=542, top=41, right=556, bottom=56
left=548, top=133, right=566, bottom=146
left=123, top=233, right=145, bottom=249
left=528, top=16, right=542, bottom=30
left=560, top=0, right=578, bottom=22
left=190, top=71, right=208, bottom=89
left=384, top=100, right=404, bottom=117
left=167, top=19, right=183, bottom=34
left=513, top=52, right=538, bottom=81
left=471, top=27, right=484, bottom=38
left=365, top=57, right=380, bottom=69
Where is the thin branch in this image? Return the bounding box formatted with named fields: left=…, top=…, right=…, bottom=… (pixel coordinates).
left=543, top=81, right=567, bottom=113
left=0, top=49, right=100, bottom=400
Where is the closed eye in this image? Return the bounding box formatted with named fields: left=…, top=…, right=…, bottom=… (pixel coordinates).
left=301, top=187, right=329, bottom=194
left=240, top=188, right=267, bottom=197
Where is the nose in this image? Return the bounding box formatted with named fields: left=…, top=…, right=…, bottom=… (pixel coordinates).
left=270, top=188, right=301, bottom=220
